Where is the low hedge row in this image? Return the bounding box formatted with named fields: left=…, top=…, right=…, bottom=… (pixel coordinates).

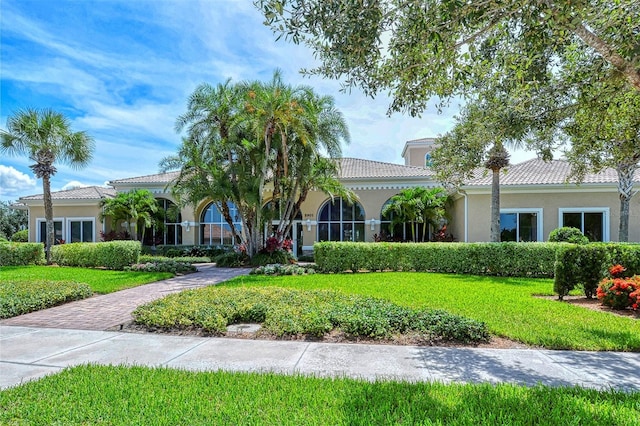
left=0, top=242, right=45, bottom=266
left=554, top=243, right=640, bottom=299
left=133, top=286, right=489, bottom=343
left=0, top=280, right=93, bottom=319
left=50, top=241, right=141, bottom=270
left=314, top=242, right=561, bottom=277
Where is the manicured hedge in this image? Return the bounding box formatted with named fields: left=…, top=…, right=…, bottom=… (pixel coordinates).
left=0, top=242, right=45, bottom=266
left=554, top=243, right=640, bottom=299
left=314, top=242, right=561, bottom=277
left=50, top=240, right=141, bottom=270
left=0, top=280, right=93, bottom=319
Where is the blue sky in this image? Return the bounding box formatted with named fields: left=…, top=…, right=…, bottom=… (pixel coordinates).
left=0, top=0, right=532, bottom=202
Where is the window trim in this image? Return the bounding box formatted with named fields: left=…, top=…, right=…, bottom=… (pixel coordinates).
left=558, top=207, right=610, bottom=242
left=36, top=217, right=64, bottom=243
left=500, top=208, right=543, bottom=242
left=66, top=217, right=96, bottom=243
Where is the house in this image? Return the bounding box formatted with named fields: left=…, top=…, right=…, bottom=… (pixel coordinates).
left=16, top=139, right=640, bottom=252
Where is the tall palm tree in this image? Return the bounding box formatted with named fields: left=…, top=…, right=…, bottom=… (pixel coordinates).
left=1, top=109, right=94, bottom=263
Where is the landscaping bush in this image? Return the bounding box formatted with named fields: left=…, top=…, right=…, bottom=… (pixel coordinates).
left=0, top=280, right=93, bottom=319
left=144, top=245, right=229, bottom=259
left=0, top=242, right=45, bottom=266
left=132, top=286, right=490, bottom=343
left=250, top=263, right=316, bottom=276
left=554, top=243, right=640, bottom=299
left=214, top=251, right=247, bottom=267
left=249, top=250, right=294, bottom=266
left=50, top=240, right=141, bottom=270
left=548, top=227, right=589, bottom=244
left=139, top=255, right=210, bottom=264
left=10, top=229, right=28, bottom=242
left=124, top=259, right=196, bottom=274
left=314, top=242, right=559, bottom=277
left=596, top=264, right=640, bottom=310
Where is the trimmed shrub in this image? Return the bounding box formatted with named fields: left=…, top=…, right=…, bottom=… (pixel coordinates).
left=133, top=286, right=489, bottom=343
left=250, top=263, right=316, bottom=276
left=139, top=255, right=210, bottom=264
left=250, top=250, right=294, bottom=267
left=0, top=280, right=93, bottom=319
left=314, top=242, right=559, bottom=277
left=10, top=229, right=28, bottom=242
left=548, top=227, right=589, bottom=244
left=0, top=242, right=45, bottom=266
left=125, top=260, right=196, bottom=274
left=554, top=243, right=640, bottom=299
left=214, top=251, right=247, bottom=267
left=50, top=240, right=141, bottom=270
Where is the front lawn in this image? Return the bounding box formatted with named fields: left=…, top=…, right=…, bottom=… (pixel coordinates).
left=1, top=365, right=637, bottom=425
left=217, top=273, right=640, bottom=351
left=0, top=266, right=173, bottom=294
left=0, top=266, right=173, bottom=318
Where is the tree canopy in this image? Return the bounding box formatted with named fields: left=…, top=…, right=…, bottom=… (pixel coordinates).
left=258, top=1, right=639, bottom=116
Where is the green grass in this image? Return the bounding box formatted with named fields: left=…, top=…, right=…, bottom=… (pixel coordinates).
left=218, top=273, right=640, bottom=351
left=0, top=265, right=173, bottom=294
left=1, top=365, right=638, bottom=425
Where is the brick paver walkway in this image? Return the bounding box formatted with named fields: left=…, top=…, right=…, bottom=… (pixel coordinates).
left=0, top=264, right=250, bottom=330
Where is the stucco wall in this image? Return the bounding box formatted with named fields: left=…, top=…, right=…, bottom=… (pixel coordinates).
left=463, top=188, right=640, bottom=242
left=27, top=204, right=105, bottom=243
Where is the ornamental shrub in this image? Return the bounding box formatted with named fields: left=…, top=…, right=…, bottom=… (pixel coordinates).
left=314, top=242, right=559, bottom=277
left=0, top=280, right=93, bottom=319
left=50, top=240, right=141, bottom=269
left=596, top=264, right=640, bottom=310
left=548, top=227, right=589, bottom=244
left=10, top=229, right=28, bottom=242
left=0, top=242, right=45, bottom=266
left=214, top=251, right=248, bottom=267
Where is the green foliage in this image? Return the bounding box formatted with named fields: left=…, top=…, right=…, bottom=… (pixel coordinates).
left=314, top=242, right=559, bottom=277
left=100, top=189, right=159, bottom=242
left=223, top=273, right=640, bottom=351
left=0, top=265, right=172, bottom=295
left=554, top=243, right=640, bottom=299
left=0, top=242, right=45, bottom=266
left=0, top=279, right=92, bottom=319
left=133, top=286, right=489, bottom=343
left=50, top=240, right=141, bottom=270
left=250, top=263, right=316, bottom=276
left=250, top=250, right=294, bottom=266
left=548, top=227, right=589, bottom=244
left=0, top=200, right=28, bottom=239
left=214, top=251, right=247, bottom=267
left=10, top=229, right=28, bottom=242
left=125, top=259, right=197, bottom=274
left=139, top=255, right=210, bottom=264
left=3, top=365, right=639, bottom=426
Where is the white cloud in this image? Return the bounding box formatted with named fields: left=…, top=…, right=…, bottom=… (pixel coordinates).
left=0, top=165, right=37, bottom=198
left=61, top=180, right=89, bottom=191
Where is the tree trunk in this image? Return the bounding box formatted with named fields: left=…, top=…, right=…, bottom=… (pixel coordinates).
left=616, top=162, right=636, bottom=242
left=42, top=174, right=54, bottom=264
left=490, top=167, right=501, bottom=242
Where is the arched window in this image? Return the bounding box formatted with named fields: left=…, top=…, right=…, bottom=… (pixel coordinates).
left=317, top=198, right=365, bottom=242
left=379, top=197, right=430, bottom=242
left=200, top=202, right=242, bottom=246
left=142, top=198, right=182, bottom=246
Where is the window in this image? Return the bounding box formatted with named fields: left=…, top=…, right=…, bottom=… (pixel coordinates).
left=143, top=198, right=182, bottom=246
left=425, top=153, right=433, bottom=167
left=500, top=209, right=542, bottom=242
left=37, top=219, right=63, bottom=244
left=68, top=218, right=94, bottom=242
left=317, top=198, right=365, bottom=242
left=559, top=208, right=609, bottom=242
left=200, top=202, right=242, bottom=245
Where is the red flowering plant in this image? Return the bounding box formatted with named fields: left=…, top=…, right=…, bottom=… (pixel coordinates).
left=596, top=264, right=640, bottom=310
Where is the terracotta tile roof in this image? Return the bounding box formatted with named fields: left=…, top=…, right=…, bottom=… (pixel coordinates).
left=109, top=171, right=180, bottom=185
left=464, top=158, right=640, bottom=186
left=338, top=158, right=435, bottom=179
left=20, top=186, right=116, bottom=201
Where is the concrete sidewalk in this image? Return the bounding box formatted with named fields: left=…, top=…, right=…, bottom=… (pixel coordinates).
left=1, top=263, right=638, bottom=392
left=2, top=325, right=639, bottom=391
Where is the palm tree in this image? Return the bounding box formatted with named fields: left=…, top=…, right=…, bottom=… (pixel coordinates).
left=382, top=187, right=423, bottom=242
left=415, top=187, right=449, bottom=241
left=100, top=189, right=159, bottom=242
left=1, top=109, right=94, bottom=263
